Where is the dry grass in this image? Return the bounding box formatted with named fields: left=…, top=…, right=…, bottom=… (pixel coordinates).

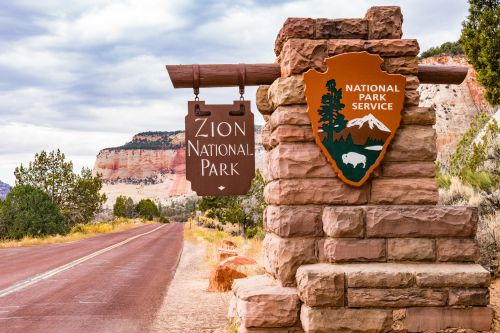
left=184, top=218, right=264, bottom=276
left=439, top=176, right=482, bottom=206
left=0, top=217, right=153, bottom=248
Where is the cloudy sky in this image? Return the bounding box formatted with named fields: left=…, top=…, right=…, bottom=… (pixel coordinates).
left=0, top=0, right=469, bottom=184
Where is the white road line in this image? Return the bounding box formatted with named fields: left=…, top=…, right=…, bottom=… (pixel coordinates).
left=0, top=225, right=166, bottom=298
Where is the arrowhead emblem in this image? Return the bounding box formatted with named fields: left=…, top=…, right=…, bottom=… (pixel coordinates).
left=303, top=52, right=406, bottom=187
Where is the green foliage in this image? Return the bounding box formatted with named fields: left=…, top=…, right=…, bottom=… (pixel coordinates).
left=160, top=197, right=198, bottom=222
left=14, top=150, right=107, bottom=226
left=65, top=168, right=107, bottom=226
left=0, top=185, right=68, bottom=239
left=113, top=196, right=136, bottom=218
left=447, top=112, right=499, bottom=190
left=196, top=170, right=266, bottom=238
left=135, top=199, right=160, bottom=220
left=460, top=0, right=500, bottom=105
left=159, top=216, right=170, bottom=224
left=319, top=79, right=346, bottom=142
left=436, top=162, right=452, bottom=189
left=419, top=41, right=464, bottom=58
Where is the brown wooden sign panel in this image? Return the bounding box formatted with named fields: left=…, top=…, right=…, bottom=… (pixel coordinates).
left=303, top=52, right=406, bottom=186
left=185, top=100, right=255, bottom=196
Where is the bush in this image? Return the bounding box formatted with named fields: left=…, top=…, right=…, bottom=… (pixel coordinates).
left=196, top=170, right=266, bottom=238
left=135, top=199, right=160, bottom=220
left=159, top=216, right=170, bottom=224
left=113, top=196, right=136, bottom=218
left=14, top=150, right=106, bottom=226
left=0, top=185, right=68, bottom=239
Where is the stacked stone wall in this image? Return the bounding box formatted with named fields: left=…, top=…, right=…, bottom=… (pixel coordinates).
left=230, top=6, right=493, bottom=333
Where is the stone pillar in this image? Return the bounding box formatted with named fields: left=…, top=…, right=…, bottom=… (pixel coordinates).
left=230, top=6, right=493, bottom=333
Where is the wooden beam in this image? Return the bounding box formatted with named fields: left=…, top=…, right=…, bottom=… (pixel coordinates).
left=166, top=64, right=281, bottom=88
left=166, top=63, right=468, bottom=88
left=417, top=64, right=469, bottom=84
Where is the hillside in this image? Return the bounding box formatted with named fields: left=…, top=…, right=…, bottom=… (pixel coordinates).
left=0, top=180, right=10, bottom=200
left=418, top=55, right=497, bottom=163
left=94, top=127, right=264, bottom=206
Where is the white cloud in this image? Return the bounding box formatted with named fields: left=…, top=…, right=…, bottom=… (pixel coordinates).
left=0, top=122, right=131, bottom=184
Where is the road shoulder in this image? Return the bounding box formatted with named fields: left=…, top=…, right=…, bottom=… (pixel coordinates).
left=152, top=239, right=230, bottom=333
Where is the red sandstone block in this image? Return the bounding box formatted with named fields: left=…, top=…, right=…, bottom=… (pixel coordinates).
left=265, top=205, right=323, bottom=237
left=364, top=6, right=403, bottom=39
left=387, top=238, right=435, bottom=261
left=269, top=126, right=314, bottom=147
left=366, top=206, right=478, bottom=238
left=402, top=307, right=493, bottom=332
left=267, top=143, right=335, bottom=179
left=448, top=288, right=489, bottom=306
left=322, top=206, right=365, bottom=238
left=370, top=178, right=438, bottom=205
left=381, top=161, right=436, bottom=178
left=348, top=288, right=447, bottom=307
left=437, top=239, right=479, bottom=262
left=263, top=234, right=317, bottom=287
left=385, top=125, right=437, bottom=162
left=264, top=178, right=369, bottom=205
left=296, top=264, right=344, bottom=307
left=275, top=18, right=368, bottom=55
left=322, top=238, right=386, bottom=263
left=232, top=275, right=300, bottom=328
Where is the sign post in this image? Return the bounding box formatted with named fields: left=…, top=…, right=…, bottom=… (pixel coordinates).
left=185, top=100, right=255, bottom=196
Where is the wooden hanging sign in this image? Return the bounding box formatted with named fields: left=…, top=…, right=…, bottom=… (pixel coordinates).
left=303, top=52, right=406, bottom=186
left=185, top=100, right=255, bottom=196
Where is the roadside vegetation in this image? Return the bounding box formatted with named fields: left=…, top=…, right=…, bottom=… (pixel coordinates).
left=183, top=220, right=263, bottom=273
left=196, top=170, right=265, bottom=239
left=0, top=217, right=150, bottom=248
left=437, top=112, right=499, bottom=273
left=0, top=150, right=107, bottom=241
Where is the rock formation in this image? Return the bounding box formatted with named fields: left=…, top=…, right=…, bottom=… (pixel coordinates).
left=93, top=128, right=264, bottom=206
left=419, top=55, right=496, bottom=163
left=0, top=180, right=10, bottom=200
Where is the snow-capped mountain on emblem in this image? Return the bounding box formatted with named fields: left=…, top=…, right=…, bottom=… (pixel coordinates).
left=347, top=114, right=390, bottom=132
left=303, top=52, right=406, bottom=186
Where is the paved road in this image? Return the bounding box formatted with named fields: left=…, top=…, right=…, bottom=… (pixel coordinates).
left=0, top=223, right=184, bottom=333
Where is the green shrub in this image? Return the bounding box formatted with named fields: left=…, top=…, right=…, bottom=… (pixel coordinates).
left=0, top=185, right=68, bottom=239
left=113, top=196, right=136, bottom=218
left=135, top=199, right=160, bottom=220
left=14, top=150, right=106, bottom=226
left=437, top=173, right=452, bottom=189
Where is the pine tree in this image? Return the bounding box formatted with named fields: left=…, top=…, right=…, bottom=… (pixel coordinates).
left=460, top=0, right=499, bottom=105
left=318, top=79, right=347, bottom=142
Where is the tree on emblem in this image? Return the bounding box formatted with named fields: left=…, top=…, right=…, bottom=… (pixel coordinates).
left=318, top=79, right=347, bottom=142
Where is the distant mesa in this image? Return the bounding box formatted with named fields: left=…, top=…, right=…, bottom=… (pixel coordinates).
left=93, top=128, right=264, bottom=207
left=0, top=180, right=11, bottom=200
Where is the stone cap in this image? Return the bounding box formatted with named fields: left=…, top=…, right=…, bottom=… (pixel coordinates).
left=232, top=275, right=298, bottom=301
left=296, top=263, right=491, bottom=288
left=275, top=6, right=403, bottom=55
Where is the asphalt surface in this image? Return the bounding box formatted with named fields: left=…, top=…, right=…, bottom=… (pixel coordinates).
left=0, top=223, right=184, bottom=333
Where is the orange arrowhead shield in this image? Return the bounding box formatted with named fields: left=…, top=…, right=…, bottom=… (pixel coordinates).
left=303, top=52, right=406, bottom=187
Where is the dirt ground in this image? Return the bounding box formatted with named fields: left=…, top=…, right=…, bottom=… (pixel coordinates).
left=152, top=239, right=230, bottom=333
